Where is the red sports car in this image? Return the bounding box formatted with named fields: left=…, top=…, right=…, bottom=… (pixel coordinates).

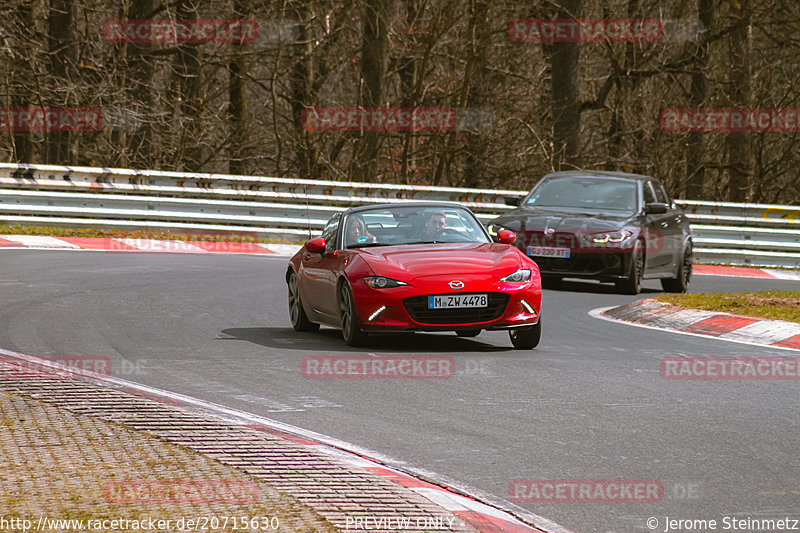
left=286, top=202, right=542, bottom=349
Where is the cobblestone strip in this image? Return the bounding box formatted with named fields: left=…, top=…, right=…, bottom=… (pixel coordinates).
left=0, top=391, right=334, bottom=532
left=0, top=359, right=480, bottom=533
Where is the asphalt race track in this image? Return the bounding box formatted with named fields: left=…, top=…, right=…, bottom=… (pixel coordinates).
left=1, top=249, right=799, bottom=533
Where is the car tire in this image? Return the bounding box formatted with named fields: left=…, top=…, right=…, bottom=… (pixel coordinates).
left=661, top=243, right=693, bottom=293
left=339, top=281, right=368, bottom=346
left=509, top=318, right=541, bottom=350
left=456, top=329, right=481, bottom=337
left=287, top=271, right=319, bottom=332
left=616, top=239, right=644, bottom=295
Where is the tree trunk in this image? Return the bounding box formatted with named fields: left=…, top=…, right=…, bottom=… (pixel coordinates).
left=551, top=0, right=582, bottom=170
left=686, top=0, right=713, bottom=199
left=171, top=0, right=203, bottom=171
left=463, top=0, right=489, bottom=188
left=47, top=0, right=75, bottom=165
left=353, top=0, right=388, bottom=181
left=126, top=0, right=158, bottom=169
left=288, top=1, right=319, bottom=180
left=10, top=3, right=35, bottom=163
left=726, top=0, right=751, bottom=202
left=397, top=0, right=421, bottom=184
left=228, top=0, right=248, bottom=175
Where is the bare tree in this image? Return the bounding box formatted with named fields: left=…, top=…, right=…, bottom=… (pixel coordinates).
left=228, top=0, right=249, bottom=175
left=726, top=0, right=751, bottom=201
left=170, top=0, right=203, bottom=171
left=685, top=0, right=714, bottom=199
left=461, top=0, right=489, bottom=187
left=551, top=0, right=582, bottom=169
left=353, top=0, right=388, bottom=180
left=46, top=0, right=75, bottom=164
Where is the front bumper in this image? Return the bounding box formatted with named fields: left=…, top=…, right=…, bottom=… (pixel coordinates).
left=351, top=277, right=541, bottom=332
left=533, top=251, right=634, bottom=281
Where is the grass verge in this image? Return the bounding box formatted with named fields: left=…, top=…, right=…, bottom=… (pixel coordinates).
left=655, top=291, right=800, bottom=324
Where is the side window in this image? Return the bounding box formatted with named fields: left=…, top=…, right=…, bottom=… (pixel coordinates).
left=653, top=181, right=672, bottom=207
left=642, top=182, right=657, bottom=204
left=321, top=213, right=341, bottom=250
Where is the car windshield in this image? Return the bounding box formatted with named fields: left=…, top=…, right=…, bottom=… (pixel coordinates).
left=343, top=206, right=490, bottom=248
left=524, top=177, right=638, bottom=213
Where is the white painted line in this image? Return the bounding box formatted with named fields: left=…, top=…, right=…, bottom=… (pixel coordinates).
left=589, top=307, right=800, bottom=352
left=115, top=238, right=208, bottom=253
left=719, top=320, right=800, bottom=344
left=762, top=269, right=800, bottom=281
left=3, top=235, right=80, bottom=248
left=262, top=244, right=302, bottom=256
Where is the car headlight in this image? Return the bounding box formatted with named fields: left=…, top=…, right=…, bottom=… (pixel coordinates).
left=363, top=276, right=408, bottom=288
left=501, top=269, right=532, bottom=283
left=586, top=230, right=633, bottom=244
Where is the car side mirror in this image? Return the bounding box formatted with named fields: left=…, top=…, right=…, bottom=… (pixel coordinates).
left=644, top=202, right=668, bottom=215
left=304, top=237, right=326, bottom=253
left=504, top=196, right=521, bottom=207
left=497, top=229, right=517, bottom=244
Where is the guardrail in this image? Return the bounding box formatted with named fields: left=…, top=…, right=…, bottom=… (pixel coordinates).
left=1, top=163, right=799, bottom=268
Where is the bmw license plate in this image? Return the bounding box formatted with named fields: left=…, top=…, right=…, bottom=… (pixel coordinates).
left=527, top=246, right=571, bottom=258
left=428, top=294, right=488, bottom=309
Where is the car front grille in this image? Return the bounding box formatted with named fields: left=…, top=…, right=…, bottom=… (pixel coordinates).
left=518, top=231, right=625, bottom=275
left=521, top=231, right=578, bottom=250
left=403, top=293, right=510, bottom=325
left=533, top=253, right=623, bottom=274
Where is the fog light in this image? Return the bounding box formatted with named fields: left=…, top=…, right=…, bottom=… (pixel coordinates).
left=521, top=300, right=536, bottom=314
left=368, top=306, right=387, bottom=321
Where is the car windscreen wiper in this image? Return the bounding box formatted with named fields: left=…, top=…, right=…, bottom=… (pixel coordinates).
left=347, top=242, right=391, bottom=249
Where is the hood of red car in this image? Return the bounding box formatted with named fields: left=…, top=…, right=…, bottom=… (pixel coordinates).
left=355, top=242, right=525, bottom=280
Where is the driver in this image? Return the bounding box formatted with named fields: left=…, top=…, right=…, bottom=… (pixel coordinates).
left=423, top=210, right=447, bottom=241
left=345, top=215, right=376, bottom=246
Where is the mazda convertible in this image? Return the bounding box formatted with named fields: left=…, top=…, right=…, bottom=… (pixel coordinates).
left=286, top=202, right=542, bottom=349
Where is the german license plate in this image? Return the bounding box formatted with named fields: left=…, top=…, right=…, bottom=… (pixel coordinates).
left=527, top=246, right=571, bottom=258
left=428, top=294, right=488, bottom=309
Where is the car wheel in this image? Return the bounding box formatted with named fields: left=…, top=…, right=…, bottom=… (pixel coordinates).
left=456, top=329, right=481, bottom=337
left=339, top=281, right=368, bottom=346
left=509, top=318, right=541, bottom=350
left=616, top=239, right=644, bottom=295
left=287, top=271, right=319, bottom=332
left=661, top=243, right=693, bottom=293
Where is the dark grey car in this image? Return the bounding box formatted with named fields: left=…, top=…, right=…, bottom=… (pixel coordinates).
left=487, top=171, right=692, bottom=294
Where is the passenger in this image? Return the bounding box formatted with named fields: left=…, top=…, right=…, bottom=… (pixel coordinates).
left=346, top=215, right=376, bottom=246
